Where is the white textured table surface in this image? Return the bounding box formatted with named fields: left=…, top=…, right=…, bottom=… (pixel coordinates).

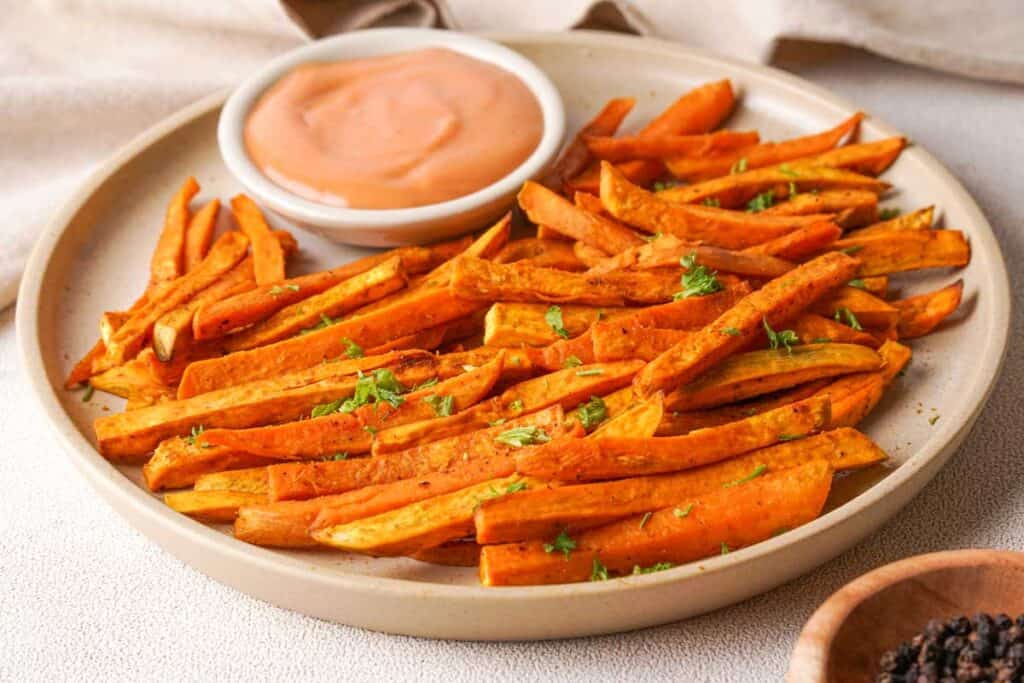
left=3, top=45, right=1023, bottom=682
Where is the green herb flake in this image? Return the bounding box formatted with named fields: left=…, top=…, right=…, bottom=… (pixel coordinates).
left=81, top=383, right=95, bottom=402
left=929, top=414, right=940, bottom=425
left=633, top=562, right=674, bottom=575
left=777, top=433, right=805, bottom=442
left=723, top=464, right=768, bottom=488
left=328, top=452, right=348, bottom=461
left=879, top=207, right=902, bottom=220
left=487, top=418, right=507, bottom=427
left=545, top=305, right=570, bottom=339
left=720, top=542, right=731, bottom=555
left=575, top=369, right=604, bottom=377
left=779, top=164, right=799, bottom=178
left=810, top=337, right=833, bottom=344
left=495, top=426, right=551, bottom=448
left=789, top=181, right=798, bottom=198
left=413, top=377, right=439, bottom=391
left=336, top=368, right=407, bottom=414
left=702, top=197, right=721, bottom=208
left=762, top=318, right=800, bottom=353
left=508, top=399, right=524, bottom=413
left=746, top=190, right=775, bottom=213
left=342, top=337, right=364, bottom=359
left=839, top=245, right=864, bottom=256
left=576, top=396, right=608, bottom=431
left=590, top=558, right=610, bottom=582
left=310, top=399, right=344, bottom=418
left=730, top=157, right=748, bottom=174
left=676, top=252, right=723, bottom=299
left=834, top=307, right=863, bottom=331
left=638, top=512, right=653, bottom=529
left=720, top=327, right=741, bottom=337
left=563, top=356, right=583, bottom=369
left=300, top=313, right=339, bottom=335
left=543, top=530, right=576, bottom=560
left=505, top=481, right=529, bottom=495
left=363, top=425, right=378, bottom=435
left=847, top=279, right=867, bottom=290
left=423, top=393, right=454, bottom=417
left=184, top=425, right=207, bottom=447
left=673, top=504, right=694, bottom=518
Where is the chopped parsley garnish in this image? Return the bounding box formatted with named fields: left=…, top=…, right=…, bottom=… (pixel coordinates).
left=543, top=530, right=576, bottom=559
left=341, top=338, right=364, bottom=359
left=777, top=433, right=805, bottom=442
left=363, top=425, right=378, bottom=435
left=505, top=481, right=529, bottom=495
left=184, top=424, right=209, bottom=447
left=746, top=190, right=775, bottom=213
left=577, top=396, right=608, bottom=430
left=300, top=313, right=339, bottom=335
left=929, top=414, right=940, bottom=425
left=834, top=307, right=863, bottom=331
left=723, top=464, right=768, bottom=487
left=310, top=399, right=344, bottom=418
left=721, top=327, right=741, bottom=337
left=563, top=356, right=583, bottom=369
left=702, top=197, right=721, bottom=208
left=81, top=383, right=95, bottom=402
left=423, top=394, right=454, bottom=417
left=763, top=318, right=800, bottom=353
left=676, top=252, right=723, bottom=299
left=495, top=426, right=550, bottom=448
left=778, top=164, right=799, bottom=178
left=508, top=399, right=524, bottom=412
left=847, top=279, right=867, bottom=290
left=652, top=181, right=679, bottom=192
left=879, top=207, right=901, bottom=220
left=673, top=504, right=694, bottom=518
left=487, top=418, right=507, bottom=427
left=474, top=480, right=532, bottom=511
left=810, top=337, right=833, bottom=344
left=412, top=377, right=439, bottom=391
left=328, top=452, right=348, bottom=461
left=720, top=542, right=731, bottom=555
left=590, top=558, right=610, bottom=582
left=730, top=157, right=748, bottom=174
left=268, top=283, right=301, bottom=296
left=839, top=245, right=864, bottom=255
left=789, top=181, right=798, bottom=198
left=638, top=512, right=653, bottom=529
left=545, top=305, right=570, bottom=339
left=575, top=369, right=604, bottom=377
left=633, top=562, right=674, bottom=575
left=327, top=368, right=407, bottom=415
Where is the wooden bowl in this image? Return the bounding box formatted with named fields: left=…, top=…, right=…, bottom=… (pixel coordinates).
left=787, top=549, right=1024, bottom=682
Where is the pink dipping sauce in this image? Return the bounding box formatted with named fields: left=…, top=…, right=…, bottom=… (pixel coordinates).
left=244, top=47, right=544, bottom=210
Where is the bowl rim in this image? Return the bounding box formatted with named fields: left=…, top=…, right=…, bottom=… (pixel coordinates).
left=217, top=27, right=565, bottom=228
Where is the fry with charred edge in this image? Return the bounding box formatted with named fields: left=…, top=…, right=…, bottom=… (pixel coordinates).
left=483, top=302, right=636, bottom=347
left=664, top=113, right=862, bottom=181
left=183, top=199, right=221, bottom=272
left=165, top=490, right=266, bottom=523
left=634, top=251, right=861, bottom=397
left=893, top=280, right=964, bottom=339
left=600, top=161, right=836, bottom=249
left=586, top=234, right=794, bottom=279
left=516, top=396, right=829, bottom=481
left=479, top=459, right=832, bottom=585
left=567, top=80, right=736, bottom=193
left=518, top=181, right=644, bottom=255
left=143, top=437, right=279, bottom=491
left=590, top=393, right=664, bottom=438
left=231, top=194, right=284, bottom=285
left=583, top=130, right=759, bottom=162
left=814, top=286, right=899, bottom=330
left=849, top=206, right=934, bottom=237
left=816, top=340, right=911, bottom=428
left=665, top=343, right=883, bottom=412
left=267, top=406, right=567, bottom=502
left=198, top=355, right=504, bottom=458
left=764, top=190, right=878, bottom=228
left=658, top=164, right=889, bottom=209
left=542, top=97, right=635, bottom=191
left=94, top=231, right=250, bottom=374
left=832, top=230, right=970, bottom=277
left=95, top=353, right=439, bottom=460
left=193, top=236, right=471, bottom=339
left=194, top=467, right=269, bottom=494
left=742, top=221, right=842, bottom=262
left=150, top=177, right=199, bottom=285
left=494, top=238, right=587, bottom=271
left=478, top=427, right=882, bottom=543
left=224, top=257, right=407, bottom=350
left=410, top=542, right=482, bottom=567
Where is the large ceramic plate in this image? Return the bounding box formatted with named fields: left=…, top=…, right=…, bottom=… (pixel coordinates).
left=16, top=31, right=1010, bottom=640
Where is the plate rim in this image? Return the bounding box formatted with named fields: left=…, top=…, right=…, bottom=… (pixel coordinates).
left=15, top=29, right=1012, bottom=622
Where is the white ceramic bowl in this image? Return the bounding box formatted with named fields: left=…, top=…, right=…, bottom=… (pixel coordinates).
left=218, top=28, right=565, bottom=247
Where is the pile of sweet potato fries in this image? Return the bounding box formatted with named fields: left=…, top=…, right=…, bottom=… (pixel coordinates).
left=68, top=80, right=970, bottom=586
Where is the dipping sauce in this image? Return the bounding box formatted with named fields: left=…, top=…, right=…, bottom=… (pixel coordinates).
left=244, top=47, right=544, bottom=210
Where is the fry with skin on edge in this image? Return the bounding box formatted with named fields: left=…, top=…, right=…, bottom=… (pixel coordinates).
left=848, top=206, right=934, bottom=237
left=183, top=198, right=220, bottom=272
left=231, top=194, right=284, bottom=285
left=893, top=280, right=964, bottom=339
left=518, top=181, right=644, bottom=255
left=816, top=340, right=911, bottom=428
left=664, top=113, right=863, bottom=181
left=542, top=97, right=635, bottom=191
left=583, top=130, right=759, bottom=163
left=516, top=395, right=829, bottom=481
left=600, top=161, right=836, bottom=249
left=742, top=221, right=842, bottom=261
left=479, top=459, right=833, bottom=586
left=150, top=176, right=199, bottom=284
left=764, top=190, right=878, bottom=228
left=586, top=234, right=795, bottom=279
left=833, top=230, right=970, bottom=277
left=477, top=427, right=882, bottom=543
left=634, top=251, right=861, bottom=398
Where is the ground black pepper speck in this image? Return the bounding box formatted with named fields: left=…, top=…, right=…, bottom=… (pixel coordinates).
left=876, top=613, right=1024, bottom=682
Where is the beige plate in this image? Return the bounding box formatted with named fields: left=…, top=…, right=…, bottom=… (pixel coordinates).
left=16, top=31, right=1010, bottom=640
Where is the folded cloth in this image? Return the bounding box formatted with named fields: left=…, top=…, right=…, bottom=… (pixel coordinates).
left=3, top=0, right=1020, bottom=309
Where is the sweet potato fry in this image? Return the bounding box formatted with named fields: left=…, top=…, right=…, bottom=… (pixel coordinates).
left=893, top=280, right=964, bottom=339
left=94, top=231, right=250, bottom=374
left=857, top=276, right=889, bottom=299
left=451, top=256, right=682, bottom=306
left=795, top=137, right=907, bottom=176
left=194, top=467, right=269, bottom=494
left=183, top=198, right=220, bottom=272
left=849, top=206, right=934, bottom=237
left=518, top=181, right=644, bottom=255
left=477, top=427, right=882, bottom=543
left=591, top=324, right=689, bottom=362
left=143, top=437, right=279, bottom=491
left=658, top=164, right=889, bottom=209
left=587, top=234, right=794, bottom=278
left=542, top=97, right=635, bottom=191
left=634, top=251, right=861, bottom=397
left=410, top=542, right=482, bottom=567
left=479, top=459, right=833, bottom=585
left=89, top=352, right=175, bottom=405
left=764, top=190, right=878, bottom=228
left=833, top=230, right=970, bottom=276
left=790, top=313, right=882, bottom=348
left=591, top=393, right=664, bottom=438
left=664, top=113, right=863, bottom=181
left=150, top=177, right=199, bottom=284
left=742, top=221, right=842, bottom=261
left=516, top=396, right=829, bottom=481
left=567, top=80, right=736, bottom=193
left=572, top=241, right=610, bottom=268
left=230, top=194, right=284, bottom=285
left=494, top=238, right=586, bottom=271
left=584, top=130, right=758, bottom=162
left=600, top=161, right=835, bottom=249
left=816, top=340, right=911, bottom=428
left=165, top=490, right=266, bottom=523
left=483, top=302, right=635, bottom=347
left=814, top=286, right=900, bottom=330
left=665, top=343, right=881, bottom=412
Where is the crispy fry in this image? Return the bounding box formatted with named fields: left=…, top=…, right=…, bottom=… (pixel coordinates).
left=664, top=113, right=863, bottom=181
left=814, top=286, right=900, bottom=330
left=165, top=490, right=266, bottom=523
left=893, top=280, right=964, bottom=339
left=742, top=221, right=842, bottom=261
left=634, top=251, right=860, bottom=397
left=231, top=194, right=284, bottom=285
left=483, top=302, right=635, bottom=347
left=591, top=324, right=689, bottom=362
left=584, top=130, right=759, bottom=162
left=849, top=206, right=934, bottom=237
left=494, top=238, right=586, bottom=271
left=764, top=190, right=878, bottom=227
left=833, top=230, right=970, bottom=276
left=477, top=427, right=882, bottom=543
left=816, top=340, right=911, bottom=428
left=790, top=313, right=882, bottom=348
left=183, top=199, right=220, bottom=272
left=516, top=396, right=829, bottom=481
left=194, top=467, right=269, bottom=494
left=150, top=177, right=199, bottom=284
left=89, top=352, right=174, bottom=404
left=518, top=181, right=644, bottom=255
left=479, top=459, right=832, bottom=585
left=591, top=393, right=664, bottom=438
left=600, top=161, right=836, bottom=249
left=143, top=437, right=278, bottom=491
left=542, top=97, right=635, bottom=191
left=586, top=234, right=794, bottom=278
